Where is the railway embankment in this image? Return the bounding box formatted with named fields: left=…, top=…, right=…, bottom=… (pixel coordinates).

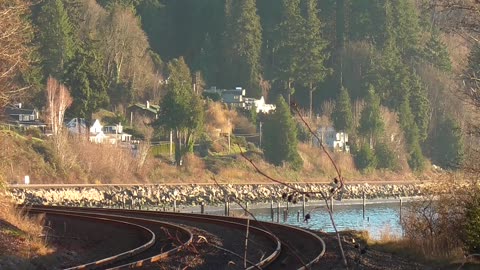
left=6, top=182, right=441, bottom=208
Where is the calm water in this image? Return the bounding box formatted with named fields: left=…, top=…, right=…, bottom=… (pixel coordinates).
left=227, top=201, right=404, bottom=240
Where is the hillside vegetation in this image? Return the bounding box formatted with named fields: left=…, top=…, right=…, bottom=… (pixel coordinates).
left=0, top=0, right=474, bottom=184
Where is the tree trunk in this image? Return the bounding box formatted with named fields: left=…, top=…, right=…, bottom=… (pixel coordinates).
left=174, top=129, right=182, bottom=166
left=309, top=83, right=314, bottom=119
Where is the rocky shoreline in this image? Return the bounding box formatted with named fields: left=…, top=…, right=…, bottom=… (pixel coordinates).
left=6, top=182, right=434, bottom=208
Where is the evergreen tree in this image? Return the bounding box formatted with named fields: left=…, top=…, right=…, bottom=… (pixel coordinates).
left=409, top=75, right=430, bottom=142
left=298, top=0, right=330, bottom=119
left=374, top=141, right=397, bottom=170
left=398, top=96, right=425, bottom=171
left=466, top=44, right=480, bottom=100
left=354, top=143, right=377, bottom=172
left=274, top=0, right=303, bottom=104
left=366, top=15, right=408, bottom=110
left=348, top=0, right=386, bottom=44
left=422, top=30, right=452, bottom=72
left=192, top=34, right=217, bottom=86
left=332, top=86, right=354, bottom=133
left=156, top=58, right=204, bottom=166
left=36, top=0, right=76, bottom=78
left=65, top=42, right=109, bottom=120
left=223, top=0, right=262, bottom=98
left=431, top=114, right=465, bottom=169
left=358, top=85, right=384, bottom=144
left=465, top=193, right=480, bottom=254
left=408, top=141, right=425, bottom=172
left=390, top=0, right=421, bottom=57
left=262, top=96, right=302, bottom=170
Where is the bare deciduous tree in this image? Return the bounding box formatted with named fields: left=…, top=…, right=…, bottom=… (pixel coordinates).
left=0, top=0, right=31, bottom=108
left=421, top=0, right=480, bottom=40
left=46, top=77, right=73, bottom=136
left=100, top=5, right=156, bottom=97
left=135, top=117, right=154, bottom=171
left=46, top=77, right=74, bottom=171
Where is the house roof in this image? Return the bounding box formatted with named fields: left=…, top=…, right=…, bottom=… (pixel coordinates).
left=5, top=106, right=36, bottom=115
left=128, top=103, right=160, bottom=114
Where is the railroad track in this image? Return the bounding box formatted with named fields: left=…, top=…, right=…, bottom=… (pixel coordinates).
left=27, top=205, right=326, bottom=269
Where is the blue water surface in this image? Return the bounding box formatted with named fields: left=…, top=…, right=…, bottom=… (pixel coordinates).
left=228, top=201, right=403, bottom=240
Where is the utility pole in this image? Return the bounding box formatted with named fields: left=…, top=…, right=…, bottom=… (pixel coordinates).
left=228, top=132, right=231, bottom=153
left=169, top=130, right=173, bottom=157
left=259, top=121, right=263, bottom=147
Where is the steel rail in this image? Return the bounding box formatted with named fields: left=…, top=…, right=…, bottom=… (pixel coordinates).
left=30, top=205, right=282, bottom=269
left=82, top=208, right=326, bottom=270
left=28, top=209, right=156, bottom=270
left=31, top=205, right=325, bottom=269
left=142, top=210, right=326, bottom=270
left=30, top=207, right=194, bottom=270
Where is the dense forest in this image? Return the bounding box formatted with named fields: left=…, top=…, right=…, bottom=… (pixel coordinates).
left=2, top=0, right=479, bottom=176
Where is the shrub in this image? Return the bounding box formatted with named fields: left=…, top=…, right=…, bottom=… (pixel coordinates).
left=408, top=142, right=425, bottom=172
left=196, top=133, right=212, bottom=157
left=31, top=140, right=57, bottom=166
left=354, top=143, right=377, bottom=172
left=464, top=193, right=480, bottom=254
left=296, top=121, right=312, bottom=143
left=24, top=127, right=43, bottom=138
left=374, top=142, right=397, bottom=170
left=231, top=135, right=247, bottom=148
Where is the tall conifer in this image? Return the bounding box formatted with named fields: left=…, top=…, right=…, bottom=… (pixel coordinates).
left=223, top=0, right=262, bottom=98
left=37, top=0, right=76, bottom=78
left=332, top=86, right=354, bottom=133
left=298, top=0, right=329, bottom=119
left=263, top=96, right=302, bottom=170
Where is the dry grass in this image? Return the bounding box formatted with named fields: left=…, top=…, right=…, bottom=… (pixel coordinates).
left=298, top=143, right=358, bottom=179
left=67, top=138, right=148, bottom=184
left=0, top=196, right=51, bottom=258
left=204, top=101, right=238, bottom=139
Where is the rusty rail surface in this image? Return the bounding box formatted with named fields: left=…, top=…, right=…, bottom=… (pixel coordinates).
left=28, top=209, right=156, bottom=269
left=29, top=205, right=326, bottom=269
left=29, top=207, right=193, bottom=270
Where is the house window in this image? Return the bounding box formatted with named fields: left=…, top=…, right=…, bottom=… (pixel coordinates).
left=30, top=115, right=34, bottom=121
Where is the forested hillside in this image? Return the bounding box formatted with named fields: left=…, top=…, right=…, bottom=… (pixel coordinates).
left=1, top=0, right=479, bottom=183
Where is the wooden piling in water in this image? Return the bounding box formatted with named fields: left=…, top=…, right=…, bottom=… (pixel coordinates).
left=270, top=200, right=274, bottom=222
left=302, top=194, right=306, bottom=218
left=277, top=202, right=280, bottom=223
left=363, top=192, right=366, bottom=220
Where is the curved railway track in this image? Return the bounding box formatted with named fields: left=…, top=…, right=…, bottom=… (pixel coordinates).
left=27, top=205, right=326, bottom=269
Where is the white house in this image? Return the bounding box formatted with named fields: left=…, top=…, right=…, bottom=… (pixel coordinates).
left=316, top=126, right=350, bottom=153
left=103, top=122, right=132, bottom=144
left=245, top=96, right=276, bottom=113
left=89, top=119, right=106, bottom=143
left=204, top=86, right=275, bottom=113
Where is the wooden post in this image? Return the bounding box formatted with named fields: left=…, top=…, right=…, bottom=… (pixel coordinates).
left=201, top=202, right=205, bottom=214
left=297, top=210, right=300, bottom=222
left=330, top=196, right=334, bottom=212
left=302, top=194, right=306, bottom=218
left=277, top=202, right=280, bottom=223
left=245, top=201, right=249, bottom=216
left=399, top=198, right=403, bottom=222
left=270, top=200, right=274, bottom=222
left=225, top=199, right=228, bottom=216
left=363, top=192, right=366, bottom=220
left=169, top=130, right=173, bottom=158
left=173, top=199, right=177, bottom=213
